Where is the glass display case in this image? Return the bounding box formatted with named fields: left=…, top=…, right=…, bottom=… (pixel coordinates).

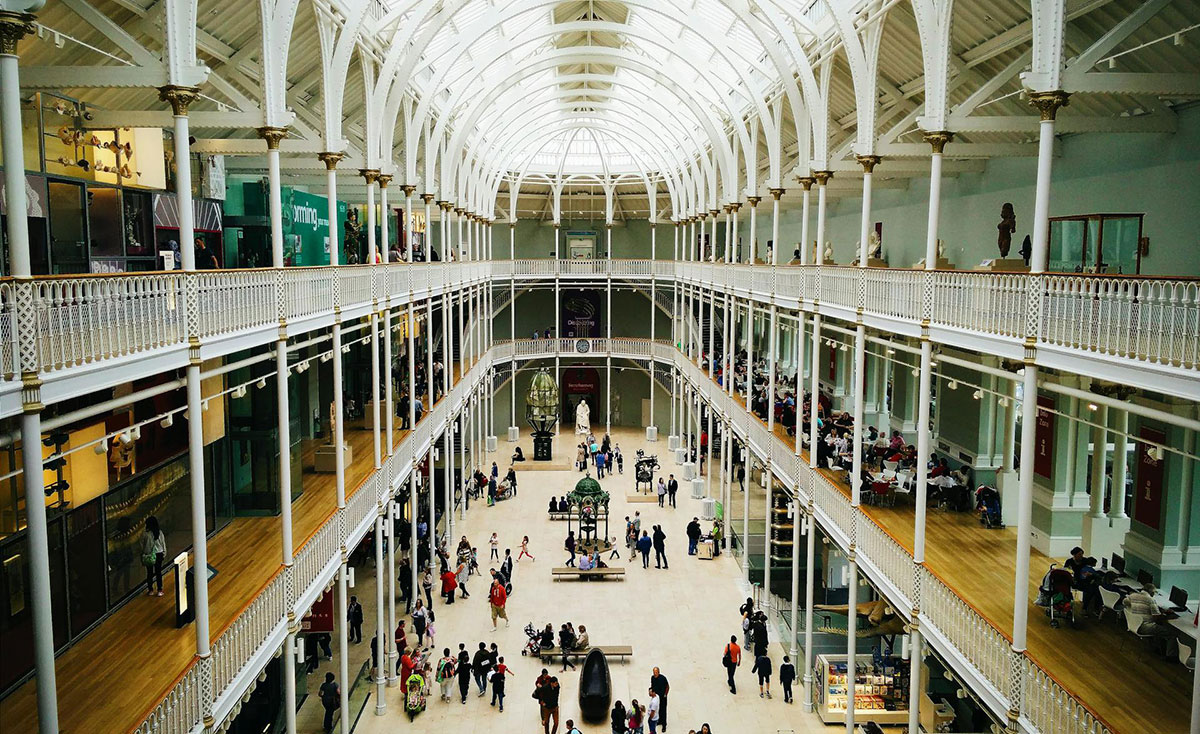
left=812, top=653, right=910, bottom=725
left=1048, top=213, right=1144, bottom=274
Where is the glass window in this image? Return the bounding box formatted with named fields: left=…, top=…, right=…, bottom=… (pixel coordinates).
left=1100, top=216, right=1142, bottom=275
left=47, top=180, right=88, bottom=273
left=87, top=186, right=122, bottom=258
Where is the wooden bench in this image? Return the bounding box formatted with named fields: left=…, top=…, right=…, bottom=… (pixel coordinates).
left=536, top=645, right=633, bottom=663
left=551, top=566, right=626, bottom=581
left=548, top=511, right=609, bottom=521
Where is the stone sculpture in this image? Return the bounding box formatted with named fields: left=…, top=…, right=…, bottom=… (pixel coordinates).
left=998, top=202, right=1016, bottom=257
left=579, top=649, right=612, bottom=724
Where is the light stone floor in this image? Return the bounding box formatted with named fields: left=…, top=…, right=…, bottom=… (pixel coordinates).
left=348, top=427, right=830, bottom=734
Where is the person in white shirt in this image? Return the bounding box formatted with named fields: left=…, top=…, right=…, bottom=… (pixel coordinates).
left=646, top=688, right=662, bottom=734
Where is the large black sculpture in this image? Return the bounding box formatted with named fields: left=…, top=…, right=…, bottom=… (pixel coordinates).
left=578, top=648, right=612, bottom=724
left=634, top=449, right=659, bottom=493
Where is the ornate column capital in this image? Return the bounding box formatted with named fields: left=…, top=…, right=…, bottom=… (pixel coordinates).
left=377, top=174, right=392, bottom=189
left=796, top=176, right=815, bottom=191
left=157, top=85, right=201, bottom=116
left=0, top=11, right=36, bottom=56
left=855, top=154, right=881, bottom=174
left=358, top=168, right=380, bottom=184
left=605, top=222, right=614, bottom=229
left=256, top=126, right=288, bottom=150
left=812, top=170, right=833, bottom=185
left=730, top=202, right=743, bottom=213
left=921, top=130, right=954, bottom=154
left=746, top=196, right=761, bottom=207
left=1028, top=90, right=1071, bottom=121
left=454, top=207, right=465, bottom=215
left=722, top=204, right=732, bottom=214
left=401, top=184, right=416, bottom=196
left=317, top=151, right=345, bottom=170
left=709, top=208, right=720, bottom=218
left=421, top=193, right=435, bottom=203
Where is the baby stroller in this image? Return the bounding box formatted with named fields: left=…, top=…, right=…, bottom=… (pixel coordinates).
left=975, top=485, right=1004, bottom=529
left=1035, top=564, right=1076, bottom=628
left=520, top=622, right=542, bottom=657
left=404, top=671, right=427, bottom=720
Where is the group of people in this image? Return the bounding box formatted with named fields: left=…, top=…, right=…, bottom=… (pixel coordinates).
left=577, top=432, right=623, bottom=477
left=608, top=669, right=669, bottom=733
left=433, top=640, right=514, bottom=708
left=469, top=462, right=519, bottom=506
left=720, top=598, right=797, bottom=703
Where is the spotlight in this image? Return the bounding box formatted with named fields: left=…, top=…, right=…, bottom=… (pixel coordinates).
left=234, top=385, right=247, bottom=398
left=972, top=390, right=982, bottom=400
left=947, top=380, right=957, bottom=390
left=131, top=426, right=142, bottom=441
left=911, top=369, right=918, bottom=377
left=321, top=353, right=332, bottom=363
left=1087, top=402, right=1099, bottom=411
left=160, top=414, right=174, bottom=428
left=118, top=431, right=133, bottom=446
left=94, top=438, right=108, bottom=455
left=256, top=378, right=268, bottom=389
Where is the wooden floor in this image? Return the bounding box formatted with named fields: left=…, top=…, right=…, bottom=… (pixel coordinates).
left=713, top=362, right=1190, bottom=734
left=0, top=360, right=474, bottom=734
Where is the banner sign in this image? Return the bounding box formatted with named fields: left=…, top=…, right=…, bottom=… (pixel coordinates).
left=1034, top=395, right=1055, bottom=480
left=1133, top=426, right=1166, bottom=531
left=560, top=289, right=602, bottom=338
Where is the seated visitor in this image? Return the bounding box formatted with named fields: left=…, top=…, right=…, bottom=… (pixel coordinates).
left=540, top=624, right=555, bottom=649
left=577, top=553, right=593, bottom=571
left=512, top=446, right=525, bottom=462
left=575, top=625, right=590, bottom=650
left=558, top=497, right=570, bottom=513
left=1123, top=585, right=1174, bottom=653
left=549, top=497, right=559, bottom=513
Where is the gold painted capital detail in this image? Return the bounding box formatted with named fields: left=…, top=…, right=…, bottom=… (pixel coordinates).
left=797, top=176, right=815, bottom=191
left=730, top=202, right=742, bottom=212
left=317, top=152, right=345, bottom=170
left=402, top=184, right=417, bottom=196
left=1028, top=90, right=1071, bottom=121
left=0, top=11, right=36, bottom=56
left=377, top=174, right=393, bottom=189
left=421, top=193, right=435, bottom=203
left=157, top=85, right=201, bottom=116
left=813, top=170, right=833, bottom=185
left=256, top=126, right=288, bottom=150
left=359, top=168, right=381, bottom=184
left=768, top=188, right=785, bottom=200
left=856, top=154, right=881, bottom=174
left=922, top=130, right=954, bottom=154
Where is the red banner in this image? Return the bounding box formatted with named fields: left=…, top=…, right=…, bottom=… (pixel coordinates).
left=827, top=347, right=837, bottom=382
left=1133, top=426, right=1166, bottom=531
left=563, top=366, right=599, bottom=394
left=1034, top=395, right=1055, bottom=480
left=301, top=590, right=335, bottom=633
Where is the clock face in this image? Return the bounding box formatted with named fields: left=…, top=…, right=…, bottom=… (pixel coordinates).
left=576, top=339, right=589, bottom=353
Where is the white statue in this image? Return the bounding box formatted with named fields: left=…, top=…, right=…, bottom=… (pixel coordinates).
left=937, top=238, right=946, bottom=260
left=868, top=231, right=882, bottom=259
left=823, top=241, right=834, bottom=263
left=575, top=398, right=591, bottom=435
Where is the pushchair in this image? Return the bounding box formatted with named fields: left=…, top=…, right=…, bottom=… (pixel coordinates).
left=1035, top=564, right=1077, bottom=628
left=520, top=622, right=542, bottom=657
left=404, top=671, right=427, bottom=720
left=975, top=485, right=1004, bottom=529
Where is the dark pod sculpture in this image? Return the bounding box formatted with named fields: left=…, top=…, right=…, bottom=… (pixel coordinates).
left=578, top=648, right=611, bottom=724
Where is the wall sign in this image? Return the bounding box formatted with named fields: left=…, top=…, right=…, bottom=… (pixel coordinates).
left=1034, top=395, right=1055, bottom=480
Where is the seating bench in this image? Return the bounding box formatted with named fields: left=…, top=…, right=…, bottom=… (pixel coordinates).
left=551, top=566, right=626, bottom=581
left=548, top=511, right=608, bottom=521
left=536, top=645, right=633, bottom=663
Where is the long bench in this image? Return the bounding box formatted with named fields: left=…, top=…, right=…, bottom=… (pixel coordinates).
left=536, top=645, right=633, bottom=663
left=551, top=566, right=626, bottom=581
left=548, top=510, right=609, bottom=521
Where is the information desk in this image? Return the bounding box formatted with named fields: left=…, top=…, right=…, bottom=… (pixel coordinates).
left=812, top=653, right=909, bottom=726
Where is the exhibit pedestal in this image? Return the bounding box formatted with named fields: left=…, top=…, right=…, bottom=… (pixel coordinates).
left=487, top=435, right=497, bottom=452
left=507, top=426, right=520, bottom=442
left=978, top=257, right=1030, bottom=272
left=681, top=461, right=696, bottom=480
left=912, top=257, right=954, bottom=270
left=668, top=434, right=680, bottom=451
left=701, top=497, right=716, bottom=521
left=690, top=477, right=705, bottom=499
left=674, top=447, right=686, bottom=464
left=646, top=425, right=658, bottom=442
left=533, top=434, right=553, bottom=461
left=314, top=442, right=353, bottom=473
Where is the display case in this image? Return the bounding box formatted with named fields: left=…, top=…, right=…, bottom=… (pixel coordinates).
left=812, top=653, right=909, bottom=725
left=1048, top=213, right=1144, bottom=274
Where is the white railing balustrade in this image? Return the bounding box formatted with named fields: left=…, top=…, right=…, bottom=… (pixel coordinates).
left=1021, top=656, right=1114, bottom=734
left=1042, top=276, right=1200, bottom=369
left=211, top=571, right=288, bottom=696
left=930, top=271, right=1026, bottom=339
left=862, top=267, right=922, bottom=322
left=856, top=514, right=914, bottom=605
left=293, top=515, right=340, bottom=599
left=283, top=268, right=335, bottom=322
left=919, top=567, right=1012, bottom=697
left=197, top=270, right=274, bottom=338
left=0, top=282, right=15, bottom=378
left=130, top=662, right=202, bottom=734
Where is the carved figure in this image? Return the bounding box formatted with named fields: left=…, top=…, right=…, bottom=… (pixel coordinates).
left=575, top=398, right=591, bottom=435
left=998, top=202, right=1016, bottom=257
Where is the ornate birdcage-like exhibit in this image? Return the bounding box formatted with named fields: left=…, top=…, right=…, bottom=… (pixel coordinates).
left=526, top=368, right=559, bottom=460
left=567, top=474, right=611, bottom=553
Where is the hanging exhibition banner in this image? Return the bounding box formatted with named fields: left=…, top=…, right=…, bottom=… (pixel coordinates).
left=1133, top=426, right=1166, bottom=531
left=560, top=289, right=602, bottom=338
left=301, top=590, right=335, bottom=633
left=1034, top=395, right=1055, bottom=480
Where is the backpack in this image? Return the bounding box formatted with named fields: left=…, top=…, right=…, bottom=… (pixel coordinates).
left=437, top=658, right=455, bottom=682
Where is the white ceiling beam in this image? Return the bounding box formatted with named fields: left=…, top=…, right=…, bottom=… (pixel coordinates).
left=82, top=110, right=264, bottom=128
left=948, top=113, right=1177, bottom=134
left=1067, top=72, right=1200, bottom=96
left=1065, top=0, right=1173, bottom=74
left=192, top=138, right=333, bottom=155
left=19, top=66, right=170, bottom=88
left=60, top=0, right=164, bottom=69
left=876, top=142, right=1043, bottom=158
left=960, top=0, right=1117, bottom=69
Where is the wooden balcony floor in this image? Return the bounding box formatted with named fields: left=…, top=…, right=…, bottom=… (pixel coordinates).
left=0, top=361, right=471, bottom=734
left=731, top=375, right=1192, bottom=734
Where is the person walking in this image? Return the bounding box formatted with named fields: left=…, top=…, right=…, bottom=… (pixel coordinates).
left=723, top=635, right=742, bottom=694
left=490, top=532, right=500, bottom=560
left=505, top=466, right=518, bottom=496
left=347, top=595, right=364, bottom=643
left=752, top=651, right=773, bottom=698
left=686, top=518, right=702, bottom=556
left=456, top=644, right=473, bottom=704
left=398, top=557, right=413, bottom=613
left=489, top=574, right=510, bottom=629
left=412, top=598, right=430, bottom=647
left=610, top=701, right=627, bottom=734
left=649, top=667, right=670, bottom=731
left=422, top=567, right=434, bottom=608
left=473, top=641, right=492, bottom=695
left=636, top=530, right=653, bottom=569
left=538, top=676, right=561, bottom=734
left=491, top=656, right=513, bottom=711
left=141, top=515, right=167, bottom=597
left=318, top=672, right=340, bottom=733
left=596, top=451, right=607, bottom=478
left=564, top=530, right=577, bottom=567
left=667, top=475, right=678, bottom=507
left=518, top=535, right=536, bottom=562
left=627, top=699, right=644, bottom=734
left=436, top=648, right=457, bottom=702
left=652, top=525, right=669, bottom=569
left=558, top=624, right=578, bottom=671
left=500, top=548, right=514, bottom=582
left=440, top=566, right=457, bottom=604
left=646, top=688, right=662, bottom=734
left=456, top=557, right=471, bottom=599
left=656, top=478, right=666, bottom=507
left=779, top=655, right=796, bottom=704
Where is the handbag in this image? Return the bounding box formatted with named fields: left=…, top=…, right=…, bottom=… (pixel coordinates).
left=142, top=551, right=157, bottom=566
